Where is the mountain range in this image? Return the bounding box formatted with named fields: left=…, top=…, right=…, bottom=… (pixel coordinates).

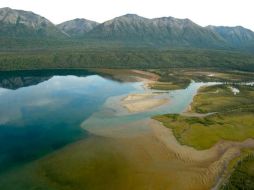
left=0, top=7, right=66, bottom=38
left=1, top=7, right=254, bottom=51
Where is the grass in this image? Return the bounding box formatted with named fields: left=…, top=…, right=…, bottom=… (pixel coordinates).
left=153, top=83, right=254, bottom=188
left=147, top=69, right=254, bottom=90
left=220, top=153, right=254, bottom=190
left=191, top=85, right=254, bottom=113
left=153, top=84, right=254, bottom=150
left=177, top=69, right=254, bottom=83
left=154, top=112, right=254, bottom=150
left=148, top=81, right=189, bottom=90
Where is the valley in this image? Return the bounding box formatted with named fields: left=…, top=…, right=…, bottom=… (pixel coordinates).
left=0, top=69, right=253, bottom=190
left=0, top=5, right=254, bottom=190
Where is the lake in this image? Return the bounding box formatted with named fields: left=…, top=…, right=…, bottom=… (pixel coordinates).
left=0, top=69, right=217, bottom=189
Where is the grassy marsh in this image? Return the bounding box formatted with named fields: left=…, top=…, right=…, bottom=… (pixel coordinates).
left=154, top=112, right=254, bottom=150
left=153, top=82, right=254, bottom=189
left=147, top=68, right=254, bottom=90
left=221, top=153, right=254, bottom=190
left=191, top=85, right=254, bottom=113
left=154, top=84, right=254, bottom=149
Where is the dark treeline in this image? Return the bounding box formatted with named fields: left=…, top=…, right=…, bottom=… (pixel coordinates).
left=0, top=48, right=254, bottom=72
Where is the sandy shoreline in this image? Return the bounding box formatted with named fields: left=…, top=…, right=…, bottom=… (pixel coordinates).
left=150, top=119, right=254, bottom=189
left=121, top=93, right=169, bottom=113
left=119, top=70, right=170, bottom=113
left=84, top=70, right=254, bottom=189
left=3, top=69, right=253, bottom=190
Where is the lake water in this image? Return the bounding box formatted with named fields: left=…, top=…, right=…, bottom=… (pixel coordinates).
left=0, top=70, right=216, bottom=175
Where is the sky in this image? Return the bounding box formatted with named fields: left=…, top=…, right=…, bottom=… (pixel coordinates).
left=0, top=0, right=254, bottom=31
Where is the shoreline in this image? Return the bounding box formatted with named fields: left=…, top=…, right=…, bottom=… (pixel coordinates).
left=2, top=69, right=253, bottom=189
left=121, top=93, right=169, bottom=113
left=93, top=69, right=254, bottom=189
left=118, top=69, right=170, bottom=113
left=150, top=119, right=254, bottom=190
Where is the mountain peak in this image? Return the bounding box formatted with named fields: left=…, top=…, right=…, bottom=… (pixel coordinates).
left=0, top=7, right=67, bottom=38
left=207, top=25, right=254, bottom=47
left=112, top=14, right=148, bottom=21
left=57, top=18, right=99, bottom=37
left=0, top=7, right=12, bottom=10
left=121, top=14, right=142, bottom=18
left=0, top=7, right=254, bottom=50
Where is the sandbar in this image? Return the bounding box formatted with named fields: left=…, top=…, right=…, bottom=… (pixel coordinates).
left=122, top=93, right=169, bottom=113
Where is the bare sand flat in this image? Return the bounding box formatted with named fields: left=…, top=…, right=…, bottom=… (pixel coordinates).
left=150, top=119, right=254, bottom=189
left=122, top=93, right=156, bottom=101
left=122, top=93, right=169, bottom=113
left=2, top=115, right=254, bottom=190
left=80, top=116, right=254, bottom=190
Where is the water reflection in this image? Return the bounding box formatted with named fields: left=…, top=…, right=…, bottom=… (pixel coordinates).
left=0, top=69, right=95, bottom=90
left=0, top=70, right=136, bottom=172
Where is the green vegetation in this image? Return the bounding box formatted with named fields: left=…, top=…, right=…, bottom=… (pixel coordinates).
left=147, top=68, right=254, bottom=90
left=1, top=48, right=254, bottom=71
left=221, top=153, right=254, bottom=190
left=154, top=112, right=254, bottom=150
left=165, top=69, right=254, bottom=83
left=191, top=85, right=254, bottom=113
left=148, top=69, right=191, bottom=90
left=153, top=85, right=254, bottom=150
left=153, top=83, right=254, bottom=189
left=148, top=82, right=189, bottom=90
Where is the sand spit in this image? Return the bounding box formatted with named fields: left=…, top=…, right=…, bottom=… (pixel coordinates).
left=90, top=69, right=160, bottom=83
left=122, top=93, right=155, bottom=101
left=122, top=93, right=169, bottom=113
left=131, top=69, right=160, bottom=82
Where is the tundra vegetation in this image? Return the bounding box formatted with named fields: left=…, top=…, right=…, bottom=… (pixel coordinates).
left=153, top=84, right=254, bottom=189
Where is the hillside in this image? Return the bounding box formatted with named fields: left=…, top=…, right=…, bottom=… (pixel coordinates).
left=57, top=18, right=99, bottom=37
left=86, top=14, right=226, bottom=49
left=0, top=8, right=254, bottom=51
left=0, top=7, right=66, bottom=39
left=207, top=25, right=254, bottom=49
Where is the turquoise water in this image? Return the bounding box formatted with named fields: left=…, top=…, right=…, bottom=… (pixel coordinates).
left=0, top=70, right=136, bottom=172
left=0, top=70, right=215, bottom=173
left=81, top=81, right=217, bottom=133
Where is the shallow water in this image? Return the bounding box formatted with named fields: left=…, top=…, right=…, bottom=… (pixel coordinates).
left=0, top=70, right=219, bottom=188
left=0, top=70, right=136, bottom=172
left=82, top=81, right=219, bottom=136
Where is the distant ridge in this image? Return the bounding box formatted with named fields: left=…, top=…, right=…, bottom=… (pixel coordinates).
left=1, top=7, right=254, bottom=51
left=57, top=18, right=99, bottom=37
left=207, top=25, right=254, bottom=48
left=84, top=14, right=226, bottom=48
left=0, top=7, right=67, bottom=38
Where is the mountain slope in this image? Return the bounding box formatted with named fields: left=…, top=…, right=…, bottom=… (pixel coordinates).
left=0, top=7, right=66, bottom=38
left=57, top=18, right=99, bottom=37
left=85, top=14, right=226, bottom=48
left=207, top=25, right=254, bottom=48
left=0, top=8, right=254, bottom=51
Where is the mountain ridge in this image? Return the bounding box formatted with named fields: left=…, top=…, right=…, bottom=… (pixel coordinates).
left=57, top=18, right=99, bottom=37
left=0, top=7, right=67, bottom=38
left=0, top=7, right=254, bottom=51
left=84, top=14, right=227, bottom=48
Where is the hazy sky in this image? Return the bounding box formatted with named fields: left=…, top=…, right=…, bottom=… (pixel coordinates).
left=1, top=0, right=254, bottom=30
